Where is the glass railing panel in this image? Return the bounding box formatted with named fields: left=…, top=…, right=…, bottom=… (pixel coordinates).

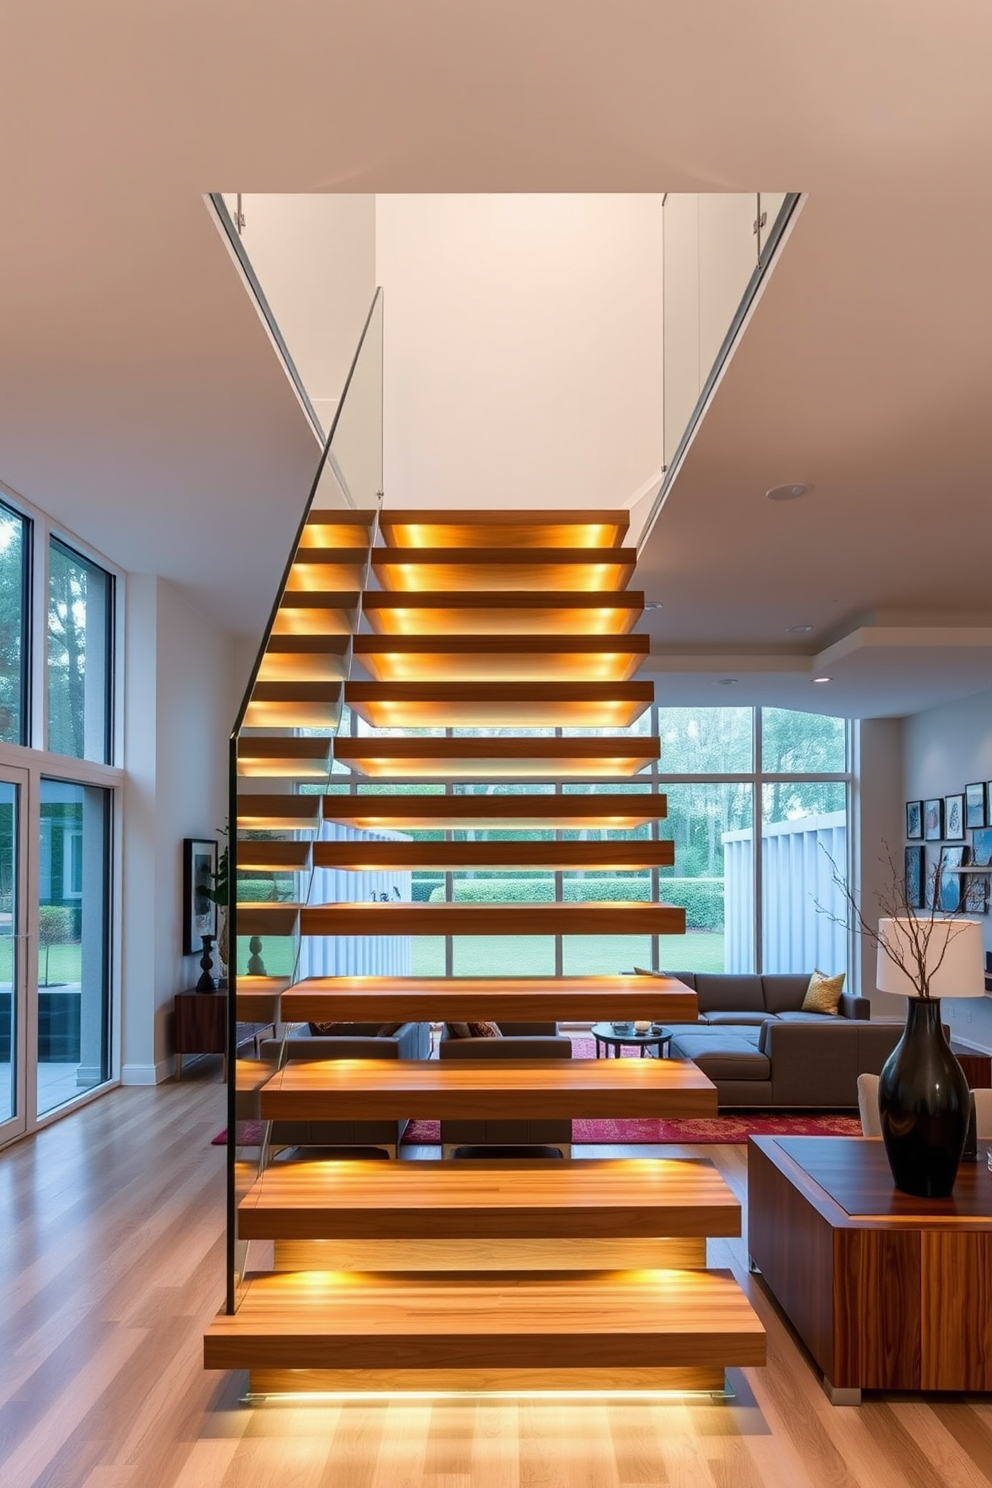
left=227, top=289, right=383, bottom=1312
left=661, top=192, right=800, bottom=476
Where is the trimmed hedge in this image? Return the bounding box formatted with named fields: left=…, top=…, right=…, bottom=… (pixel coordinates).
left=428, top=876, right=724, bottom=929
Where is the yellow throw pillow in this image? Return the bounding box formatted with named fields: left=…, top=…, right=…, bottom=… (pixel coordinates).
left=801, top=968, right=846, bottom=1015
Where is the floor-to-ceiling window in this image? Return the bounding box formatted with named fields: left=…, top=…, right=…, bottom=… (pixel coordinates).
left=0, top=486, right=120, bottom=1147
left=305, top=702, right=852, bottom=988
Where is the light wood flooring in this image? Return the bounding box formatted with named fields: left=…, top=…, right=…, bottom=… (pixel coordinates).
left=4, top=1060, right=992, bottom=1487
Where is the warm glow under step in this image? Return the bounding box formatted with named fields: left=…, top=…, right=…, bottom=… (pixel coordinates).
left=320, top=791, right=667, bottom=830
left=299, top=901, right=684, bottom=938
left=237, top=737, right=334, bottom=779
left=360, top=591, right=644, bottom=636
left=332, top=734, right=659, bottom=779
left=344, top=680, right=653, bottom=728
left=371, top=546, right=637, bottom=593
left=377, top=509, right=630, bottom=549
left=352, top=634, right=650, bottom=683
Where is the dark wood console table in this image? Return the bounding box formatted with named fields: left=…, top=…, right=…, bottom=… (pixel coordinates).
left=174, top=990, right=227, bottom=1080
left=748, top=1136, right=992, bottom=1403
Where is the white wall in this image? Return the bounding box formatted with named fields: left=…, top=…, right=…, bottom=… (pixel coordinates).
left=236, top=195, right=377, bottom=436
left=375, top=194, right=664, bottom=513
left=856, top=716, right=906, bottom=1012
left=903, top=687, right=992, bottom=1049
left=122, top=577, right=234, bottom=1082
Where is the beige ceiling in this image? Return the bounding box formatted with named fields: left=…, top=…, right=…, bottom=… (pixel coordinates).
left=0, top=2, right=990, bottom=715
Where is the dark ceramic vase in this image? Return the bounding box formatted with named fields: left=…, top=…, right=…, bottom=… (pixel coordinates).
left=878, top=997, right=970, bottom=1198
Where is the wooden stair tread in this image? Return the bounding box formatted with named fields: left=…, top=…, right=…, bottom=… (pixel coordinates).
left=258, top=1057, right=717, bottom=1122
left=238, top=904, right=300, bottom=936
left=310, top=839, right=672, bottom=870
left=203, top=1269, right=766, bottom=1370
left=238, top=738, right=333, bottom=779
left=371, top=547, right=637, bottom=594
left=377, top=510, right=630, bottom=549
left=280, top=973, right=696, bottom=1024
left=298, top=902, right=684, bottom=937
left=236, top=841, right=312, bottom=871
left=331, top=736, right=660, bottom=778
left=352, top=634, right=649, bottom=684
left=343, top=681, right=652, bottom=728
left=238, top=1157, right=740, bottom=1241
left=319, top=792, right=667, bottom=829
left=360, top=591, right=644, bottom=636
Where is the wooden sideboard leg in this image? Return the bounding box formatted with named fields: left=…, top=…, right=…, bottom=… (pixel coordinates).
left=823, top=1378, right=861, bottom=1406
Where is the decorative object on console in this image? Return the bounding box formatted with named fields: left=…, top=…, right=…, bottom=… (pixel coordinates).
left=876, top=915, right=985, bottom=1198
left=923, top=798, right=943, bottom=841
left=965, top=783, right=987, bottom=830
left=195, top=934, right=217, bottom=993
left=906, top=800, right=923, bottom=840
left=182, top=837, right=218, bottom=955
left=944, top=793, right=965, bottom=841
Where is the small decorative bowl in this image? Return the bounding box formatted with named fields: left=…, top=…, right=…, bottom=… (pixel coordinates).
left=634, top=1020, right=652, bottom=1034
left=611, top=1021, right=634, bottom=1035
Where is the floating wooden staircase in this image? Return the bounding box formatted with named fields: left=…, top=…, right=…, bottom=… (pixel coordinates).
left=209, top=504, right=765, bottom=1395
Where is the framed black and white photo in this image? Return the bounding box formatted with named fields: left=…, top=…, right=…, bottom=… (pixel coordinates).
left=923, top=798, right=944, bottom=841
left=965, top=783, right=986, bottom=830
left=182, top=837, right=218, bottom=955
left=906, top=800, right=923, bottom=840
left=944, top=793, right=965, bottom=841
left=904, top=845, right=925, bottom=909
left=938, top=845, right=964, bottom=911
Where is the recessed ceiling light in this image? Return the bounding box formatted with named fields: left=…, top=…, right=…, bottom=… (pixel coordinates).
left=812, top=676, right=832, bottom=684
left=715, top=678, right=739, bottom=687
left=766, top=483, right=813, bottom=502
left=787, top=624, right=813, bottom=635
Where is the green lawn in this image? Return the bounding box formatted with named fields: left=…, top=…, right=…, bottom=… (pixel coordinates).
left=235, top=931, right=729, bottom=981
left=0, top=939, right=83, bottom=987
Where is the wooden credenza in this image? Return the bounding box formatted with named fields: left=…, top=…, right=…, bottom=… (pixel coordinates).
left=748, top=1136, right=992, bottom=1403
left=174, top=990, right=227, bottom=1080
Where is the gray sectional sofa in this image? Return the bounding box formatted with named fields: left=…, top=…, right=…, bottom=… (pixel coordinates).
left=661, top=971, right=903, bottom=1109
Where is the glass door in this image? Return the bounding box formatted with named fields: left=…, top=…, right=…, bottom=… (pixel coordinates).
left=0, top=767, right=29, bottom=1146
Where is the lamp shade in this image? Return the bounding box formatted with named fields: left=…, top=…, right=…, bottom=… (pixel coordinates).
left=876, top=916, right=986, bottom=999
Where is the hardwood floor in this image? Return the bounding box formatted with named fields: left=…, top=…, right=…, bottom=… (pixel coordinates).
left=4, top=1065, right=992, bottom=1487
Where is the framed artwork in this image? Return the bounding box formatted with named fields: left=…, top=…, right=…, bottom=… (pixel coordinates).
left=972, top=827, right=992, bottom=866
left=923, top=798, right=944, bottom=841
left=904, top=846, right=925, bottom=909
left=961, top=873, right=990, bottom=915
left=906, top=800, right=923, bottom=840
left=938, top=845, right=964, bottom=911
left=944, top=794, right=965, bottom=841
left=965, top=783, right=986, bottom=830
left=182, top=837, right=218, bottom=955
left=986, top=781, right=992, bottom=824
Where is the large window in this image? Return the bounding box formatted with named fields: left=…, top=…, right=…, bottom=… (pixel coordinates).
left=0, top=502, right=29, bottom=746
left=315, top=704, right=852, bottom=986
left=47, top=538, right=114, bottom=763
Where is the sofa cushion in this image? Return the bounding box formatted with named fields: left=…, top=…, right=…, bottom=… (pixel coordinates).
left=693, top=974, right=765, bottom=1014
left=466, top=1021, right=502, bottom=1038
left=774, top=1010, right=838, bottom=1025
left=701, top=1010, right=772, bottom=1027
left=760, top=974, right=815, bottom=1014
left=669, top=1029, right=770, bottom=1081
left=801, top=969, right=846, bottom=1015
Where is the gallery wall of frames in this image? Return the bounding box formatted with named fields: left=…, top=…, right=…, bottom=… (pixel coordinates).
left=905, top=783, right=992, bottom=918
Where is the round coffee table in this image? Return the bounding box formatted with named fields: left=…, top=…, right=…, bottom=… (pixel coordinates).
left=590, top=1022, right=671, bottom=1059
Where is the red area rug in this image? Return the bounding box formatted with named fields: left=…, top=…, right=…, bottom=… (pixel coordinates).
left=400, top=1112, right=861, bottom=1146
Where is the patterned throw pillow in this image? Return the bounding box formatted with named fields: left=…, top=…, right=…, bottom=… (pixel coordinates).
left=801, top=969, right=846, bottom=1015
left=309, top=1021, right=350, bottom=1035
left=466, top=1021, right=503, bottom=1038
